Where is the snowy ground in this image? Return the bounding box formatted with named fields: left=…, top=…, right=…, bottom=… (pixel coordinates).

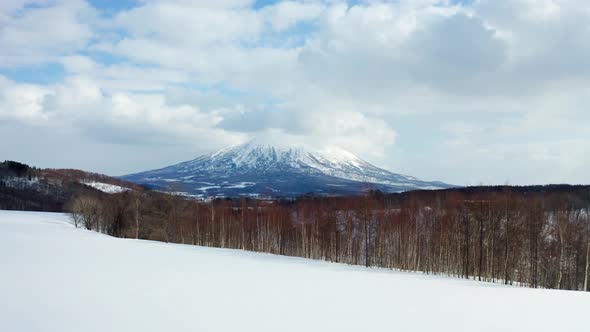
left=1, top=211, right=588, bottom=332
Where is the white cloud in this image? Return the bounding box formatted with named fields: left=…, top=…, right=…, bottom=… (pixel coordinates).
left=0, top=0, right=94, bottom=66
left=0, top=76, right=51, bottom=122
left=261, top=1, right=325, bottom=31
left=59, top=55, right=191, bottom=91
left=114, top=2, right=262, bottom=47
left=0, top=75, right=244, bottom=148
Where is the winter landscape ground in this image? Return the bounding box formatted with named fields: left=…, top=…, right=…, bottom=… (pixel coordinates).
left=1, top=210, right=588, bottom=332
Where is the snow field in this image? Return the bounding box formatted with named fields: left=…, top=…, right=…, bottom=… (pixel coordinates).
left=0, top=210, right=588, bottom=332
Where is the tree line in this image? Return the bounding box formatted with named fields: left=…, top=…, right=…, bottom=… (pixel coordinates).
left=68, top=185, right=590, bottom=292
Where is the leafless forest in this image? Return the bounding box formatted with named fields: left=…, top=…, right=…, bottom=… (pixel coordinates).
left=68, top=185, right=590, bottom=292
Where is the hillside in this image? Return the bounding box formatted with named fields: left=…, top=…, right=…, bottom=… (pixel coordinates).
left=0, top=160, right=142, bottom=211
left=1, top=210, right=588, bottom=332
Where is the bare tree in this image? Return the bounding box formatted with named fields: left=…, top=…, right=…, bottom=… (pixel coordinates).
left=68, top=196, right=84, bottom=228
left=132, top=191, right=143, bottom=239
left=584, top=209, right=590, bottom=291
left=68, top=195, right=102, bottom=231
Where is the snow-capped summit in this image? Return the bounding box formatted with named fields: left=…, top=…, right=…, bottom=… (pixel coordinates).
left=122, top=140, right=451, bottom=198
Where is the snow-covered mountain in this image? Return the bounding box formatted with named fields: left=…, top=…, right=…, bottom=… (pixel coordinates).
left=122, top=141, right=452, bottom=198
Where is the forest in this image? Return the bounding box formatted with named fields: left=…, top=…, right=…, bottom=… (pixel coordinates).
left=67, top=184, right=590, bottom=292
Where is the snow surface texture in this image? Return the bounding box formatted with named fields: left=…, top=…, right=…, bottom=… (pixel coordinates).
left=81, top=181, right=130, bottom=193
left=123, top=140, right=452, bottom=197
left=1, top=210, right=588, bottom=332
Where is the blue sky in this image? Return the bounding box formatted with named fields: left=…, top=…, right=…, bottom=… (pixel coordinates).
left=88, top=0, right=138, bottom=11
left=0, top=0, right=589, bottom=185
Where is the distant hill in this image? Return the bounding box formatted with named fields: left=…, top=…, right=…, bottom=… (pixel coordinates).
left=0, top=160, right=141, bottom=211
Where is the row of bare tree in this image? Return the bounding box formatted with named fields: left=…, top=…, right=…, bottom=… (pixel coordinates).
left=68, top=186, right=590, bottom=291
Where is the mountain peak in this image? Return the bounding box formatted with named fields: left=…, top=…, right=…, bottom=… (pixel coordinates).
left=204, top=140, right=306, bottom=171
left=208, top=140, right=364, bottom=170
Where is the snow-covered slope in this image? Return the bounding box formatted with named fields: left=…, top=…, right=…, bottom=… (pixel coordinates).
left=123, top=140, right=451, bottom=197
left=1, top=210, right=588, bottom=332
left=81, top=181, right=130, bottom=194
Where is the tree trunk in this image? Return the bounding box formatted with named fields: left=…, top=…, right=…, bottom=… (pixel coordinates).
left=365, top=218, right=370, bottom=268
left=478, top=208, right=484, bottom=281
left=557, top=212, right=565, bottom=289
left=503, top=201, right=510, bottom=285
left=584, top=225, right=589, bottom=291
left=134, top=197, right=140, bottom=239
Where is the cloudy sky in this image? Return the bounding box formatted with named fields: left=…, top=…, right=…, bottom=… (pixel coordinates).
left=0, top=0, right=589, bottom=185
